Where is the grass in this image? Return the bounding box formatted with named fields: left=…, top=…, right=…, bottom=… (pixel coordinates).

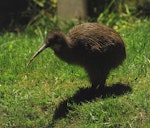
left=0, top=20, right=150, bottom=128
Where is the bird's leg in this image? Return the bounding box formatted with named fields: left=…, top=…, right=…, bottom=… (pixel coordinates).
left=95, top=70, right=109, bottom=90
left=86, top=68, right=109, bottom=90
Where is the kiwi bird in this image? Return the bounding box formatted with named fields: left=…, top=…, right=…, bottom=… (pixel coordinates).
left=27, top=23, right=126, bottom=89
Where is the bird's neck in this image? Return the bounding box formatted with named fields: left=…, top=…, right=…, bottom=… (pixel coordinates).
left=54, top=36, right=75, bottom=64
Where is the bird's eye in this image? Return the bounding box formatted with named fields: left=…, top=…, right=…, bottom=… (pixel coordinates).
left=54, top=35, right=60, bottom=42
left=47, top=40, right=54, bottom=46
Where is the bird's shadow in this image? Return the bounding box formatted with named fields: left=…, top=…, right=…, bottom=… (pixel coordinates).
left=52, top=83, right=132, bottom=121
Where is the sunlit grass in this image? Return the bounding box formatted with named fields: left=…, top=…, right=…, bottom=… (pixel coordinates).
left=0, top=20, right=150, bottom=128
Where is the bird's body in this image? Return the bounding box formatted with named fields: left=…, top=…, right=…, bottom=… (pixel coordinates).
left=27, top=23, right=126, bottom=89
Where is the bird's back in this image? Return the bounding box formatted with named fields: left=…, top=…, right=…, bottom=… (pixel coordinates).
left=67, top=23, right=124, bottom=51
left=66, top=23, right=126, bottom=68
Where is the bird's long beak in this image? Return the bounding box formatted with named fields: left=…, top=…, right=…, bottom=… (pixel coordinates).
left=26, top=43, right=47, bottom=66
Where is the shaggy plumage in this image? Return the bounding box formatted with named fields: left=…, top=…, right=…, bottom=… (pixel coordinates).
left=27, top=23, right=126, bottom=89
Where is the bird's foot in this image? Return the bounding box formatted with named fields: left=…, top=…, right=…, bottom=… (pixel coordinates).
left=91, top=84, right=105, bottom=91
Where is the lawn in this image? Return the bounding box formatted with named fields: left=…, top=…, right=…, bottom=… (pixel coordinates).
left=0, top=20, right=150, bottom=128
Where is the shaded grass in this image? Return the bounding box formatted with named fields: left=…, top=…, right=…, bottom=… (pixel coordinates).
left=0, top=20, right=150, bottom=128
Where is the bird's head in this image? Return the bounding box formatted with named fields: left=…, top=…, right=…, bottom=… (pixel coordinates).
left=26, top=30, right=66, bottom=66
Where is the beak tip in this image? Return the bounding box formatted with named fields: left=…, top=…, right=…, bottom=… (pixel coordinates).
left=26, top=58, right=34, bottom=67
left=26, top=43, right=46, bottom=67
left=26, top=61, right=30, bottom=67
